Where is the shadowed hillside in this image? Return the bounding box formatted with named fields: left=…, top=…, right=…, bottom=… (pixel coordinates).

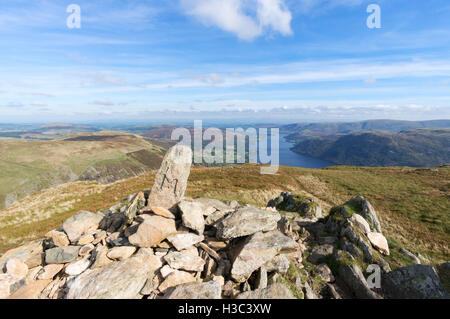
left=292, top=129, right=450, bottom=167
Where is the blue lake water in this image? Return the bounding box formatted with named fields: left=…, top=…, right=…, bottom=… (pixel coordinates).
left=277, top=134, right=334, bottom=168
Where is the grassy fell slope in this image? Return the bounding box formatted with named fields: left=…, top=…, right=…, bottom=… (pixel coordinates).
left=0, top=164, right=448, bottom=267
left=0, top=131, right=166, bottom=209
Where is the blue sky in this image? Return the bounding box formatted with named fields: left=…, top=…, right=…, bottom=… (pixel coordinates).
left=1, top=0, right=450, bottom=123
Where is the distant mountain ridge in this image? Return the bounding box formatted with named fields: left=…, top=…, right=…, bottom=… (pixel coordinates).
left=292, top=128, right=450, bottom=167
left=283, top=119, right=450, bottom=141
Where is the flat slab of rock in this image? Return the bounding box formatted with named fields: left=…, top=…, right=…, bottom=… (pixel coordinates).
left=179, top=201, right=205, bottom=235
left=0, top=240, right=44, bottom=269
left=45, top=246, right=81, bottom=264
left=147, top=145, right=192, bottom=210
left=215, top=207, right=281, bottom=240
left=107, top=246, right=137, bottom=261
left=65, top=259, right=91, bottom=276
left=164, top=252, right=205, bottom=272
left=158, top=270, right=196, bottom=293
left=0, top=274, right=25, bottom=299
left=38, top=264, right=64, bottom=280
left=66, top=254, right=162, bottom=299
left=46, top=230, right=70, bottom=247
left=5, top=258, right=28, bottom=279
left=231, top=230, right=298, bottom=282
left=150, top=207, right=176, bottom=219
left=382, top=264, right=449, bottom=299
left=194, top=198, right=234, bottom=217
left=236, top=283, right=295, bottom=299
left=63, top=211, right=103, bottom=243
left=350, top=214, right=371, bottom=235
left=167, top=233, right=204, bottom=251
left=128, top=216, right=177, bottom=248
left=163, top=280, right=222, bottom=299
left=367, top=232, right=389, bottom=255
left=8, top=279, right=51, bottom=299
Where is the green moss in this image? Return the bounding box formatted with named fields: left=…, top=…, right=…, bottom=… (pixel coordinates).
left=277, top=275, right=304, bottom=299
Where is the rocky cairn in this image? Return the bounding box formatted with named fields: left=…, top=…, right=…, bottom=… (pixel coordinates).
left=0, top=145, right=449, bottom=299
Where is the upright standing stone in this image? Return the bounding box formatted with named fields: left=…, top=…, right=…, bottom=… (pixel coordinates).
left=147, top=145, right=192, bottom=210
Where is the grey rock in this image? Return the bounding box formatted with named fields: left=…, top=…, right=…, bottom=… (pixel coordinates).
left=350, top=214, right=371, bottom=235
left=382, top=264, right=449, bottom=299
left=303, top=281, right=317, bottom=299
left=215, top=206, right=281, bottom=240
left=164, top=252, right=205, bottom=272
left=179, top=201, right=205, bottom=235
left=377, top=256, right=392, bottom=273
left=255, top=266, right=268, bottom=289
left=307, top=244, right=335, bottom=264
left=124, top=192, right=146, bottom=223
left=62, top=211, right=103, bottom=243
left=0, top=274, right=25, bottom=299
left=231, top=230, right=298, bottom=282
left=66, top=253, right=162, bottom=299
left=264, top=254, right=290, bottom=274
left=399, top=248, right=421, bottom=264
left=45, top=246, right=81, bottom=264
left=338, top=264, right=381, bottom=299
left=236, top=283, right=295, bottom=299
left=147, top=145, right=192, bottom=210
left=346, top=196, right=382, bottom=233
left=163, top=280, right=222, bottom=299
left=0, top=240, right=44, bottom=270
left=167, top=233, right=204, bottom=251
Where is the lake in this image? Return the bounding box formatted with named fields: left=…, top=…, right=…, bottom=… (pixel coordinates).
left=277, top=134, right=334, bottom=168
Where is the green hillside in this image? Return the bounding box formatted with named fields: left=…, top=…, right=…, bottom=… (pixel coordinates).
left=0, top=131, right=166, bottom=209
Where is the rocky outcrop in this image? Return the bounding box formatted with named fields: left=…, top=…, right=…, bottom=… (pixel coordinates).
left=231, top=230, right=298, bottom=282
left=215, top=206, right=281, bottom=240
left=382, top=265, right=449, bottom=299
left=267, top=192, right=322, bottom=218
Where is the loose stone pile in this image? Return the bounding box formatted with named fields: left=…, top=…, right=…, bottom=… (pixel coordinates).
left=0, top=145, right=448, bottom=299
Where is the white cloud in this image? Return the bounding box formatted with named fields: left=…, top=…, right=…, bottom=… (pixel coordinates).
left=181, top=0, right=293, bottom=40
left=257, top=0, right=292, bottom=35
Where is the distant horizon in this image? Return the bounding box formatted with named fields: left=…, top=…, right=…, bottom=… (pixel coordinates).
left=1, top=117, right=450, bottom=127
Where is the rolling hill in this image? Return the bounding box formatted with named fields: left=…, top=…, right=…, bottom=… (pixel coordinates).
left=292, top=129, right=450, bottom=167
left=0, top=131, right=167, bottom=209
